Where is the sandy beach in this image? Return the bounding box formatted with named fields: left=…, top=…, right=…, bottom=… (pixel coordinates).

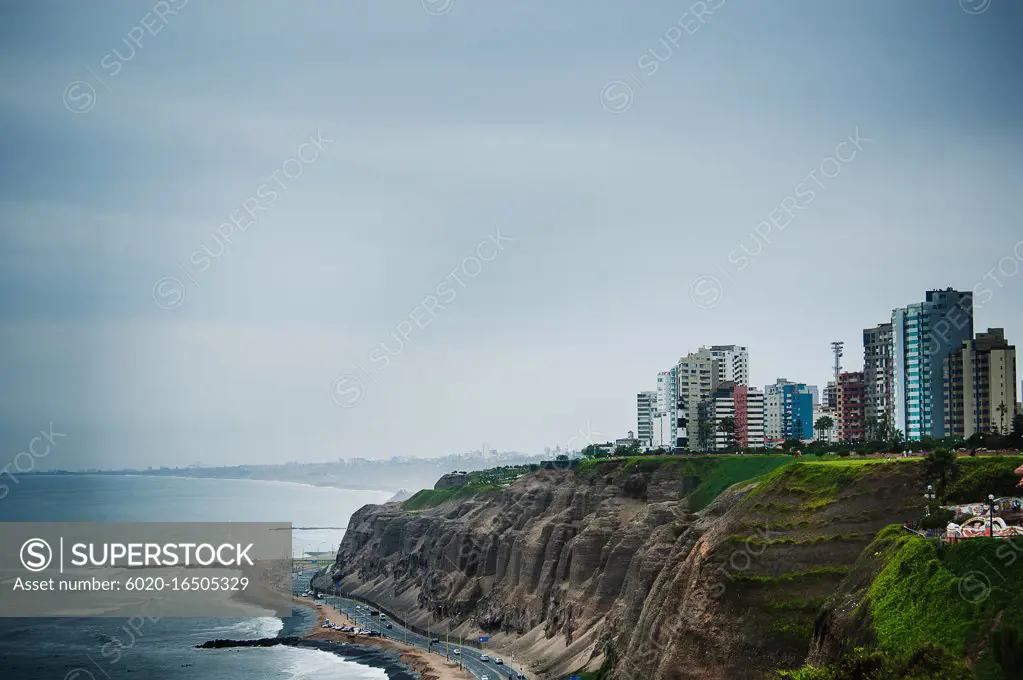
left=299, top=598, right=475, bottom=680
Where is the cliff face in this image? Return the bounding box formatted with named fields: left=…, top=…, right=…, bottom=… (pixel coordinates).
left=324, top=457, right=925, bottom=679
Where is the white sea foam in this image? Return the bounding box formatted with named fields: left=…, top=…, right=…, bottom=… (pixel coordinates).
left=278, top=646, right=387, bottom=679
left=202, top=617, right=283, bottom=639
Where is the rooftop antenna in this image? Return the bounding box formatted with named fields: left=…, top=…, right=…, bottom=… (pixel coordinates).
left=830, top=341, right=844, bottom=392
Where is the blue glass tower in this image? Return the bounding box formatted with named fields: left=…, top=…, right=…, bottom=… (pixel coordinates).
left=891, top=289, right=973, bottom=440
left=782, top=383, right=814, bottom=440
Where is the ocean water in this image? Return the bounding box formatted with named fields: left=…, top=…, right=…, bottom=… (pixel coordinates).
left=0, top=475, right=393, bottom=680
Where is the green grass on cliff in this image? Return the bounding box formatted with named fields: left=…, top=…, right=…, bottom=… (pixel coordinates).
left=686, top=455, right=793, bottom=510
left=742, top=459, right=881, bottom=511
left=403, top=484, right=500, bottom=510
left=945, top=456, right=1023, bottom=503
left=402, top=465, right=534, bottom=510
left=781, top=524, right=1023, bottom=679
left=578, top=454, right=793, bottom=510
left=867, top=527, right=1023, bottom=679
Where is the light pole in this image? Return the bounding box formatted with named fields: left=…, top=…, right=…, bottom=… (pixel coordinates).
left=924, top=484, right=936, bottom=517
left=989, top=494, right=996, bottom=538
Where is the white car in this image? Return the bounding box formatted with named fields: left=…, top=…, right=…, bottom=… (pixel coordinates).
left=482, top=676, right=489, bottom=680
left=495, top=658, right=504, bottom=665
left=481, top=654, right=490, bottom=662
left=452, top=649, right=461, bottom=655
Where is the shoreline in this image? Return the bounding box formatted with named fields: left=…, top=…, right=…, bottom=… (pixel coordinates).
left=298, top=598, right=475, bottom=680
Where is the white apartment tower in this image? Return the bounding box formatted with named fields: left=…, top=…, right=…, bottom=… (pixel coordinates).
left=675, top=348, right=719, bottom=450
left=764, top=379, right=792, bottom=441
left=711, top=383, right=765, bottom=450
left=743, top=387, right=766, bottom=448
left=708, top=345, right=750, bottom=385
left=636, top=391, right=657, bottom=447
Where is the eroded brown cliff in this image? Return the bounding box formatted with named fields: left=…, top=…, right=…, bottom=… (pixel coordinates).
left=321, top=458, right=924, bottom=679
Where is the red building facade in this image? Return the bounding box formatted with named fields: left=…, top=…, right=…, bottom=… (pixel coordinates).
left=837, top=371, right=866, bottom=442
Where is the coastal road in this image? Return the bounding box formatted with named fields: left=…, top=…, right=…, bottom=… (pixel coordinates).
left=295, top=570, right=525, bottom=680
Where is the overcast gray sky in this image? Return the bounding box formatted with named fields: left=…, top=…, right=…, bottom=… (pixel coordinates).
left=1, top=1, right=1021, bottom=469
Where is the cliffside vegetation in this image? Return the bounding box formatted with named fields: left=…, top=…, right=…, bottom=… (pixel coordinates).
left=782, top=523, right=1023, bottom=679
left=403, top=464, right=534, bottom=510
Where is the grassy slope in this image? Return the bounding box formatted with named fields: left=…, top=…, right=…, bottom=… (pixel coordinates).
left=868, top=529, right=1023, bottom=679
left=579, top=453, right=794, bottom=510
left=407, top=454, right=1022, bottom=513
left=407, top=454, right=796, bottom=511
left=402, top=465, right=533, bottom=510
left=946, top=455, right=1023, bottom=502
left=779, top=523, right=1023, bottom=679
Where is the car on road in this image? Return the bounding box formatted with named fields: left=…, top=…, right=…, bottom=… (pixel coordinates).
left=481, top=654, right=490, bottom=662
left=495, top=658, right=504, bottom=665
left=385, top=623, right=393, bottom=629
left=481, top=676, right=489, bottom=680
left=452, top=649, right=461, bottom=655
left=431, top=638, right=440, bottom=645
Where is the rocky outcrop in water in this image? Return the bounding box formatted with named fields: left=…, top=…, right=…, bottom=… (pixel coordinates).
left=197, top=636, right=418, bottom=679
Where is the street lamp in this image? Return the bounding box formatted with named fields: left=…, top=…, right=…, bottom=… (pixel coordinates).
left=924, top=484, right=936, bottom=517
left=989, top=494, right=996, bottom=538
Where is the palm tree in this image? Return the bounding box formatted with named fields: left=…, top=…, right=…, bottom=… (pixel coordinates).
left=876, top=417, right=891, bottom=444
left=924, top=447, right=960, bottom=501
left=889, top=428, right=905, bottom=453
left=997, top=401, right=1009, bottom=435
left=863, top=416, right=878, bottom=442
left=718, top=417, right=736, bottom=451
left=815, top=416, right=835, bottom=442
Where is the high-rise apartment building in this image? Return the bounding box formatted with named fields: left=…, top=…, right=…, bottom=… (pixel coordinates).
left=891, top=288, right=973, bottom=440
left=734, top=385, right=765, bottom=448
left=707, top=345, right=750, bottom=385
left=765, top=379, right=814, bottom=441
left=710, top=381, right=737, bottom=451
left=636, top=391, right=657, bottom=447
left=863, top=322, right=894, bottom=438
left=943, top=328, right=1018, bottom=437
left=783, top=384, right=814, bottom=440
left=823, top=381, right=838, bottom=410
left=708, top=382, right=765, bottom=451
left=661, top=367, right=678, bottom=448
left=837, top=371, right=866, bottom=442
left=812, top=404, right=839, bottom=442
left=764, top=379, right=791, bottom=441
left=656, top=371, right=672, bottom=414
left=675, top=349, right=719, bottom=450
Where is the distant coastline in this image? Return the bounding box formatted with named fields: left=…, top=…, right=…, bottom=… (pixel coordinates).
left=23, top=454, right=552, bottom=497
left=24, top=469, right=400, bottom=494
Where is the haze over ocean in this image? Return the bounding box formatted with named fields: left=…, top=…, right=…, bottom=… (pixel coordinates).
left=0, top=475, right=392, bottom=680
